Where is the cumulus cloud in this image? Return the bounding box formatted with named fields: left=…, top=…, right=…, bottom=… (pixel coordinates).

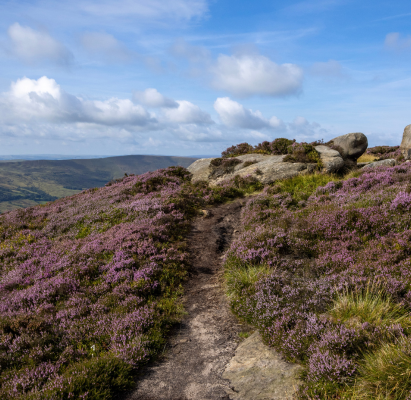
left=163, top=100, right=214, bottom=124
left=211, top=53, right=303, bottom=98
left=385, top=32, right=411, bottom=50
left=7, top=23, right=73, bottom=65
left=214, top=97, right=284, bottom=130
left=2, top=76, right=155, bottom=127
left=133, top=88, right=178, bottom=108
left=80, top=32, right=131, bottom=62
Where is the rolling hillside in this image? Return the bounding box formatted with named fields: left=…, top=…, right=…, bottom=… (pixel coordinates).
left=0, top=155, right=197, bottom=212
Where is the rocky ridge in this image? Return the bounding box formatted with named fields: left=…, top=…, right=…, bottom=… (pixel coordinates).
left=188, top=132, right=369, bottom=185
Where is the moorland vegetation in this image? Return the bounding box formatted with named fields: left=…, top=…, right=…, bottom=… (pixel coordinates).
left=1, top=137, right=411, bottom=399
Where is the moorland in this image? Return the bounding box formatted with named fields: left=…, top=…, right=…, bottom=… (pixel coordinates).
left=1, top=134, right=411, bottom=400
left=0, top=155, right=196, bottom=213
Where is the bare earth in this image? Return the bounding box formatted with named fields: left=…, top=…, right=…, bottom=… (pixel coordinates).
left=120, top=198, right=252, bottom=400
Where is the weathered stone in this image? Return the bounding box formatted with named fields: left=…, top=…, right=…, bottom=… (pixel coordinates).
left=187, top=155, right=288, bottom=184
left=187, top=158, right=215, bottom=182
left=362, top=159, right=396, bottom=169
left=212, top=160, right=310, bottom=186
left=357, top=162, right=369, bottom=169
left=223, top=332, right=301, bottom=400
left=329, top=132, right=368, bottom=162
left=400, top=124, right=411, bottom=160
left=315, top=145, right=345, bottom=173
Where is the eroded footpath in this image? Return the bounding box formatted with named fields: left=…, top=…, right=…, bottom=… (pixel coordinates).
left=120, top=198, right=251, bottom=400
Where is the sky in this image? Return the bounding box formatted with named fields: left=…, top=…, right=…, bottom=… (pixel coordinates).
left=0, top=0, right=410, bottom=156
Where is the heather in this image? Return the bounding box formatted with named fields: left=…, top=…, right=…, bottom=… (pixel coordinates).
left=224, top=164, right=411, bottom=399
left=221, top=139, right=323, bottom=166
left=0, top=166, right=260, bottom=400
left=362, top=145, right=403, bottom=163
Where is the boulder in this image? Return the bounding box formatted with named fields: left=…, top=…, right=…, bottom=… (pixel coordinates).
left=213, top=160, right=313, bottom=186
left=400, top=124, right=411, bottom=160
left=315, top=145, right=345, bottom=173
left=222, top=332, right=301, bottom=400
left=362, top=159, right=396, bottom=169
left=329, top=132, right=368, bottom=165
left=187, top=158, right=215, bottom=182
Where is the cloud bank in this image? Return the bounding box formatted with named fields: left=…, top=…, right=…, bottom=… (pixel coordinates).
left=0, top=76, right=326, bottom=154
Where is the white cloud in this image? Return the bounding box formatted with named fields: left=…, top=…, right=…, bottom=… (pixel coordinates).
left=163, top=100, right=213, bottom=124
left=79, top=0, right=208, bottom=21
left=214, top=97, right=284, bottom=130
left=133, top=88, right=178, bottom=108
left=7, top=23, right=72, bottom=65
left=80, top=32, right=130, bottom=61
left=385, top=32, right=411, bottom=50
left=2, top=76, right=155, bottom=127
left=211, top=53, right=303, bottom=98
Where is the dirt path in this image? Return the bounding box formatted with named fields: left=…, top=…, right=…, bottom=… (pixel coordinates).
left=120, top=198, right=251, bottom=400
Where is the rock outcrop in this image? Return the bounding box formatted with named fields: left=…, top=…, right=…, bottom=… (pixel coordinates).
left=187, top=155, right=315, bottom=186
left=223, top=332, right=301, bottom=400
left=362, top=159, right=396, bottom=169
left=328, top=132, right=368, bottom=167
left=188, top=133, right=369, bottom=185
left=314, top=145, right=345, bottom=173
left=400, top=124, right=411, bottom=160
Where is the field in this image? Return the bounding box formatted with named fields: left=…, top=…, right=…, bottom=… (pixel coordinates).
left=0, top=155, right=197, bottom=213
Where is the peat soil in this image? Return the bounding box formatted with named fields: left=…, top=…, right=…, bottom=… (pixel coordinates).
left=120, top=198, right=252, bottom=400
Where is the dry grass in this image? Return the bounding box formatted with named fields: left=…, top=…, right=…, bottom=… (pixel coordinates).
left=357, top=153, right=377, bottom=163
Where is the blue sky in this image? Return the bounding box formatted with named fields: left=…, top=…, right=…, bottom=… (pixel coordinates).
left=0, top=0, right=410, bottom=156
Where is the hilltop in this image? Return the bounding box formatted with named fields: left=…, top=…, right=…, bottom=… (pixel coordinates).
left=1, top=127, right=411, bottom=399
left=0, top=155, right=197, bottom=213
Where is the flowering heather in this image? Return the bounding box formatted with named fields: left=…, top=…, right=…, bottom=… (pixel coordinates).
left=225, top=165, right=411, bottom=398
left=366, top=145, right=403, bottom=162
left=0, top=166, right=260, bottom=399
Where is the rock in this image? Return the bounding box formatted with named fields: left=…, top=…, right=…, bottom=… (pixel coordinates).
left=222, top=332, right=301, bottom=400
left=400, top=124, right=411, bottom=160
left=212, top=160, right=312, bottom=186
left=315, top=145, right=345, bottom=173
left=362, top=159, right=396, bottom=169
left=329, top=132, right=368, bottom=164
left=187, top=158, right=215, bottom=182
left=357, top=162, right=369, bottom=169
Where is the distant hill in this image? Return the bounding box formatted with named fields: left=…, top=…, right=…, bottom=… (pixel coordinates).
left=0, top=155, right=197, bottom=212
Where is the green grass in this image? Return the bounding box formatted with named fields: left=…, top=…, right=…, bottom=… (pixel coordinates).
left=272, top=173, right=341, bottom=204
left=224, top=257, right=270, bottom=300
left=329, top=286, right=411, bottom=335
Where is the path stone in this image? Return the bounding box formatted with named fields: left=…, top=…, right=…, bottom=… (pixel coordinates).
left=223, top=332, right=302, bottom=400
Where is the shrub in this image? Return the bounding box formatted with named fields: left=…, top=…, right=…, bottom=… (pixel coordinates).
left=221, top=142, right=254, bottom=158
left=0, top=165, right=262, bottom=399
left=223, top=163, right=411, bottom=398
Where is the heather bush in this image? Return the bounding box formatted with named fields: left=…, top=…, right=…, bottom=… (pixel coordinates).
left=0, top=166, right=259, bottom=399
left=220, top=138, right=322, bottom=166
left=224, top=163, right=411, bottom=399
left=363, top=145, right=403, bottom=163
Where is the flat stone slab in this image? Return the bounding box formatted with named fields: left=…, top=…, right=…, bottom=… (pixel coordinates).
left=223, top=332, right=302, bottom=400
left=362, top=159, right=396, bottom=169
